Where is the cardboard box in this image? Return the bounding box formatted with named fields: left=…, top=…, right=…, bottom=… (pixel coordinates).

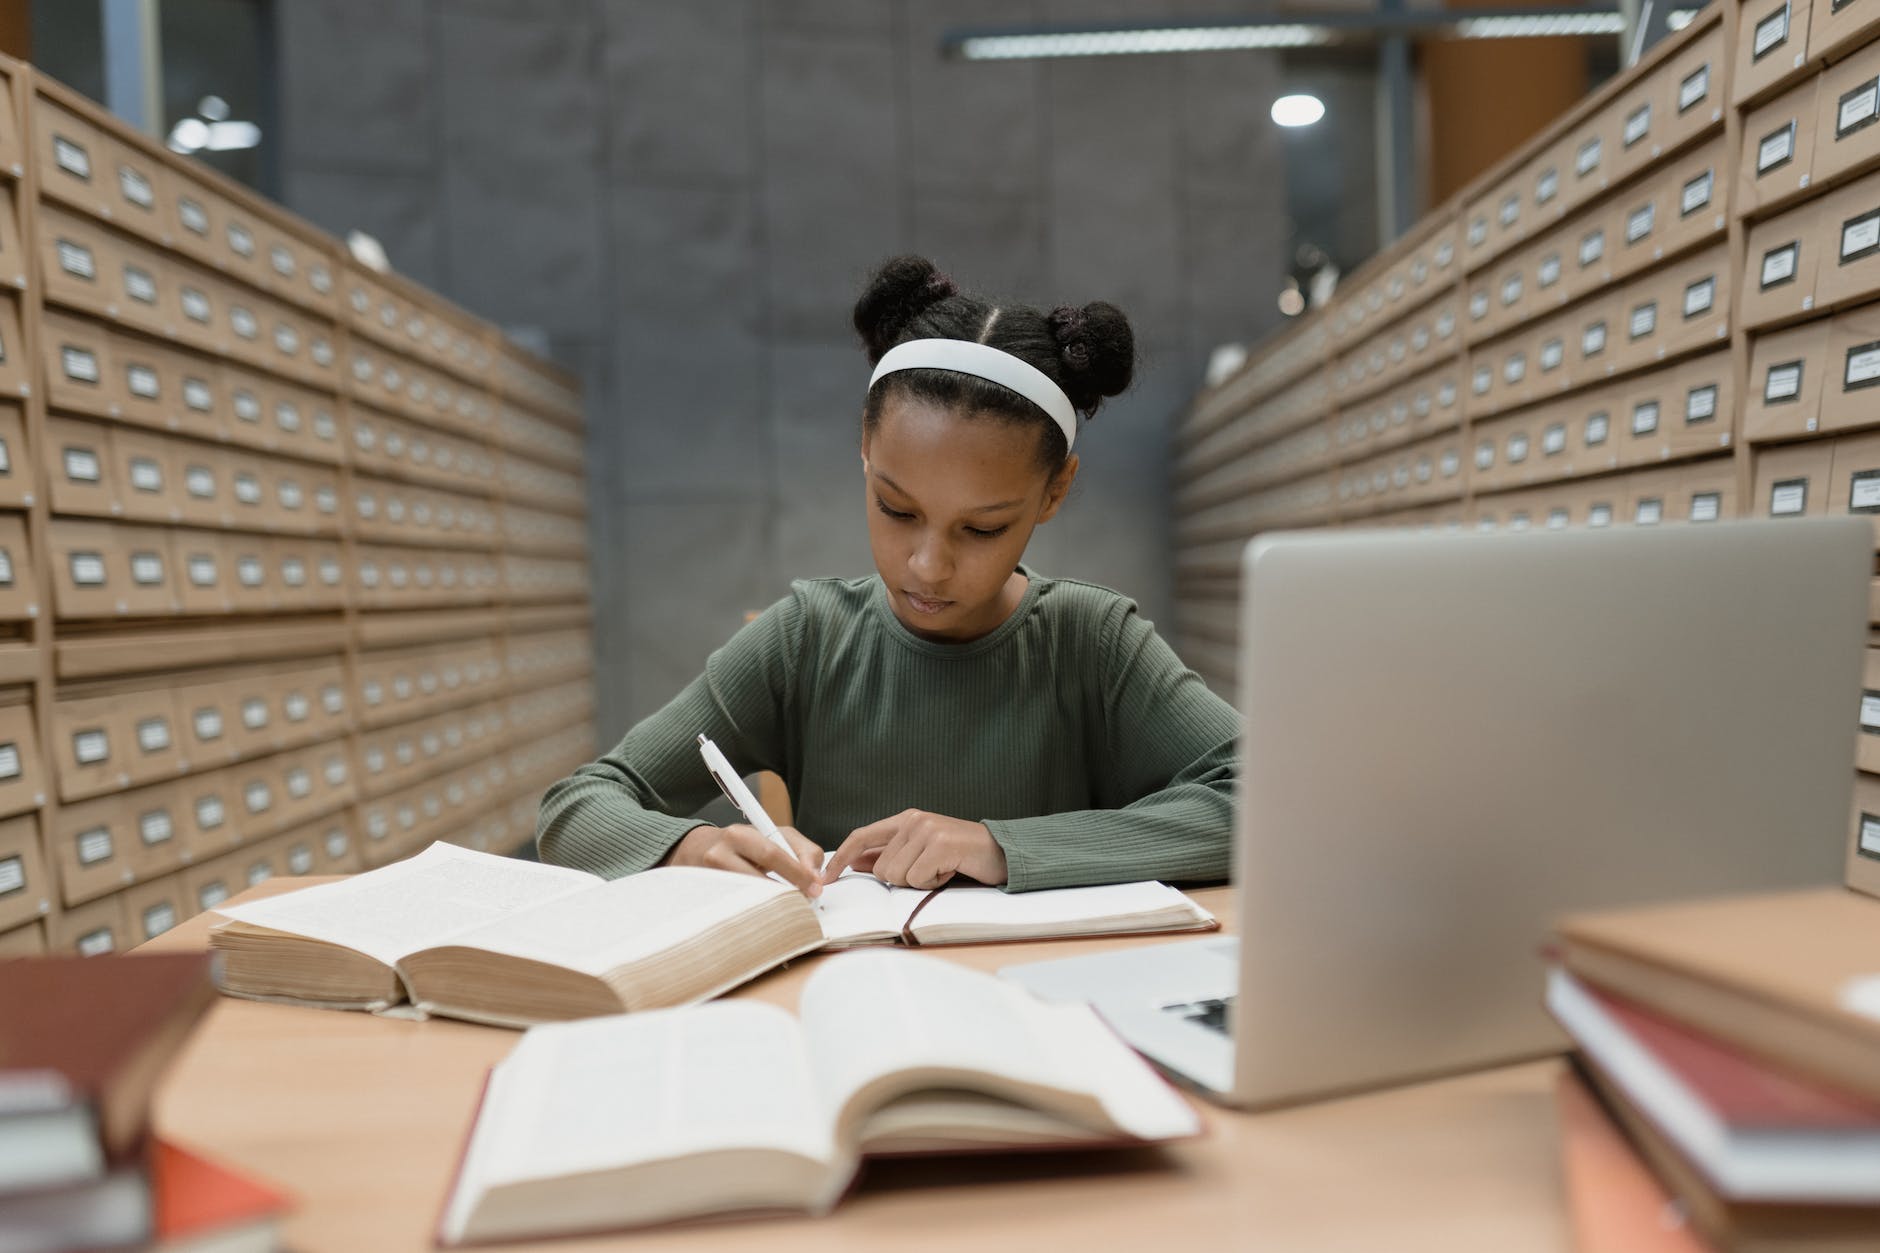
left=1673, top=456, right=1738, bottom=523
left=0, top=289, right=27, bottom=401
left=1751, top=437, right=1835, bottom=518
left=181, top=852, right=238, bottom=916
left=1811, top=37, right=1880, bottom=188
left=48, top=888, right=127, bottom=957
left=175, top=674, right=239, bottom=767
left=45, top=415, right=116, bottom=518
left=173, top=446, right=227, bottom=529
left=179, top=771, right=240, bottom=863
left=0, top=811, right=50, bottom=933
left=1742, top=195, right=1823, bottom=328
left=40, top=310, right=115, bottom=419
left=173, top=530, right=232, bottom=616
left=1734, top=0, right=1815, bottom=107
left=1742, top=74, right=1821, bottom=217
left=33, top=97, right=112, bottom=218
left=172, top=351, right=228, bottom=444
left=37, top=203, right=114, bottom=321
left=123, top=782, right=184, bottom=881
left=1819, top=299, right=1880, bottom=430
left=0, top=703, right=44, bottom=823
left=1827, top=427, right=1880, bottom=543
left=0, top=404, right=32, bottom=513
left=1814, top=167, right=1880, bottom=309
left=1565, top=100, right=1619, bottom=206
left=116, top=525, right=179, bottom=617
left=170, top=268, right=228, bottom=358
left=120, top=871, right=186, bottom=946
left=109, top=425, right=181, bottom=525
left=1849, top=770, right=1880, bottom=898
left=1658, top=22, right=1727, bottom=148
left=110, top=337, right=182, bottom=434
left=1813, top=0, right=1880, bottom=63
left=226, top=533, right=275, bottom=614
left=1745, top=316, right=1832, bottom=439
left=108, top=241, right=173, bottom=341
left=1661, top=245, right=1733, bottom=359
left=51, top=792, right=136, bottom=905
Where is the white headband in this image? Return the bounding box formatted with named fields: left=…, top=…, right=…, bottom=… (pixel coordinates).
left=869, top=339, right=1079, bottom=450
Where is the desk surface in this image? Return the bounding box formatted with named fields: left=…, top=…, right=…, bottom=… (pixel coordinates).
left=144, top=879, right=1570, bottom=1253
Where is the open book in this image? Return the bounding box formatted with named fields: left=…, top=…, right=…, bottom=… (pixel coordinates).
left=437, top=950, right=1201, bottom=1244
left=208, top=843, right=1215, bottom=1027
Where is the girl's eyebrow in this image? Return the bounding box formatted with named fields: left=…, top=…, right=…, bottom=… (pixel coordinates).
left=873, top=469, right=1023, bottom=514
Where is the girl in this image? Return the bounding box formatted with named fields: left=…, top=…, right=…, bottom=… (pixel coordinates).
left=537, top=257, right=1237, bottom=895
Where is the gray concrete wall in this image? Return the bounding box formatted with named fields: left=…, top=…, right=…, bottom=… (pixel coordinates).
left=274, top=0, right=1288, bottom=738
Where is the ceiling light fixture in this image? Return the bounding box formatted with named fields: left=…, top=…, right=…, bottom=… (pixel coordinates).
left=958, top=24, right=1334, bottom=59
left=1271, top=94, right=1326, bottom=127
left=1453, top=13, right=1628, bottom=37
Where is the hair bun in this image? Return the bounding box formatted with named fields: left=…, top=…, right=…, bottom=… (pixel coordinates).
left=1048, top=301, right=1135, bottom=413
left=853, top=257, right=959, bottom=362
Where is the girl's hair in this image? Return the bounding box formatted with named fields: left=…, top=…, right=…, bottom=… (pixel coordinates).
left=853, top=256, right=1136, bottom=469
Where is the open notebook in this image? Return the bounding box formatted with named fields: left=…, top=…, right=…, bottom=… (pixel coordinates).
left=208, top=842, right=1216, bottom=1027
left=437, top=950, right=1201, bottom=1243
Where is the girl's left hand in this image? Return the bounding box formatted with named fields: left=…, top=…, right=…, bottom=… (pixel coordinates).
left=822, top=809, right=1008, bottom=889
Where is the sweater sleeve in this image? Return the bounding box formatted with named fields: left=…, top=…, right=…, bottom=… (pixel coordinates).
left=534, top=593, right=803, bottom=878
left=983, top=600, right=1239, bottom=892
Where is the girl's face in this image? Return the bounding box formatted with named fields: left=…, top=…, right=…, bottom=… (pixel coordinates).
left=861, top=393, right=1076, bottom=643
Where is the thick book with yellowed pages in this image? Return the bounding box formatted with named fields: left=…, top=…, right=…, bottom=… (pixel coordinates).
left=436, top=950, right=1201, bottom=1244
left=207, top=842, right=1215, bottom=1028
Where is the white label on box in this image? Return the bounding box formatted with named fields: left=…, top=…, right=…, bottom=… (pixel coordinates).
left=233, top=391, right=260, bottom=423
left=230, top=307, right=258, bottom=340
left=1435, top=240, right=1454, bottom=268
left=282, top=558, right=306, bottom=587
left=1533, top=169, right=1559, bottom=208
left=1758, top=124, right=1794, bottom=173
left=1499, top=194, right=1519, bottom=227
left=186, top=554, right=216, bottom=587
left=389, top=563, right=409, bottom=589
left=1771, top=479, right=1808, bottom=514
left=1623, top=103, right=1651, bottom=147
left=184, top=466, right=214, bottom=499
left=1863, top=693, right=1880, bottom=730
left=122, top=265, right=156, bottom=305
left=1469, top=291, right=1489, bottom=320
left=62, top=448, right=99, bottom=483
left=278, top=481, right=304, bottom=511
left=137, top=717, right=170, bottom=753
left=1686, top=385, right=1718, bottom=423
left=1679, top=65, right=1709, bottom=112
left=1582, top=322, right=1608, bottom=357
left=393, top=676, right=413, bottom=700
left=1855, top=474, right=1880, bottom=510
left=53, top=135, right=91, bottom=178
left=1631, top=401, right=1661, bottom=435
left=356, top=493, right=377, bottom=520
left=1766, top=362, right=1803, bottom=401
left=1507, top=434, right=1530, bottom=464
left=181, top=287, right=211, bottom=324
left=311, top=264, right=333, bottom=294
left=1588, top=504, right=1613, bottom=528
left=1503, top=353, right=1526, bottom=384
left=1509, top=513, right=1531, bottom=532
left=1626, top=203, right=1655, bottom=244
left=379, top=301, right=399, bottom=329
left=1845, top=213, right=1880, bottom=260
left=0, top=855, right=17, bottom=896
left=1441, top=450, right=1460, bottom=477
left=55, top=240, right=95, bottom=280
left=311, top=337, right=334, bottom=367
left=130, top=552, right=163, bottom=585
left=61, top=347, right=99, bottom=383
left=0, top=439, right=12, bottom=477
left=140, top=809, right=173, bottom=846
left=246, top=859, right=272, bottom=887
left=360, top=562, right=380, bottom=590
left=319, top=558, right=342, bottom=586
left=242, top=697, right=268, bottom=729
left=1538, top=254, right=1562, bottom=289
left=273, top=324, right=299, bottom=356
left=76, top=827, right=113, bottom=865
left=270, top=244, right=296, bottom=278
left=1579, top=229, right=1605, bottom=267
left=1689, top=492, right=1721, bottom=522
left=1437, top=311, right=1456, bottom=340
left=0, top=548, right=13, bottom=587
left=1541, top=339, right=1564, bottom=371
left=1636, top=498, right=1664, bottom=525
left=363, top=680, right=383, bottom=706
left=397, top=805, right=416, bottom=831
left=1501, top=274, right=1522, bottom=306
left=192, top=708, right=223, bottom=741
left=315, top=487, right=338, bottom=514
left=244, top=781, right=272, bottom=813
left=1585, top=412, right=1610, bottom=445
left=1576, top=136, right=1601, bottom=175
left=1841, top=79, right=1880, bottom=135
left=287, top=768, right=312, bottom=799
left=1848, top=346, right=1880, bottom=386
left=237, top=556, right=263, bottom=587
left=289, top=844, right=314, bottom=874
left=1475, top=441, right=1495, bottom=470
left=1629, top=303, right=1657, bottom=339
left=69, top=553, right=106, bottom=586
left=366, top=811, right=389, bottom=840
left=275, top=402, right=302, bottom=433
left=126, top=365, right=160, bottom=399
left=183, top=379, right=212, bottom=411
left=178, top=198, right=208, bottom=235
left=1467, top=217, right=1487, bottom=247
left=234, top=474, right=261, bottom=505
left=1411, top=326, right=1430, bottom=353
left=321, top=684, right=343, bottom=715
left=198, top=882, right=228, bottom=909
left=325, top=757, right=347, bottom=786
left=0, top=743, right=18, bottom=780
left=1754, top=5, right=1789, bottom=56
left=1472, top=365, right=1492, bottom=395
left=129, top=458, right=162, bottom=493
left=1681, top=171, right=1714, bottom=216
left=78, top=928, right=115, bottom=956
left=226, top=222, right=255, bottom=257
left=1683, top=278, right=1716, bottom=317
left=1543, top=424, right=1567, bottom=455
left=325, top=830, right=350, bottom=859
left=1762, top=242, right=1799, bottom=288
left=140, top=904, right=175, bottom=939
left=285, top=692, right=310, bottom=722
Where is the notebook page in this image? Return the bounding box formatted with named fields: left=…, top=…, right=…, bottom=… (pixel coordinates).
left=443, top=1003, right=832, bottom=1237
left=215, top=841, right=600, bottom=967
left=427, top=867, right=802, bottom=975
left=798, top=950, right=1198, bottom=1141
left=912, top=881, right=1206, bottom=937
left=815, top=873, right=921, bottom=945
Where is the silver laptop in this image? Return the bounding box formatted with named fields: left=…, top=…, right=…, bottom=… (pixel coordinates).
left=1002, top=518, right=1870, bottom=1108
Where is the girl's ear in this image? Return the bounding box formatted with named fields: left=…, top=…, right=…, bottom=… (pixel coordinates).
left=1037, top=453, right=1080, bottom=524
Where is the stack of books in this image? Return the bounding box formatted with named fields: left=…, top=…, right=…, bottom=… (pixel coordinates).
left=1546, top=885, right=1880, bottom=1252
left=1, top=953, right=289, bottom=1252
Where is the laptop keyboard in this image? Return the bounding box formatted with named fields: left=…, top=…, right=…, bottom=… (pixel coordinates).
left=1162, top=995, right=1233, bottom=1036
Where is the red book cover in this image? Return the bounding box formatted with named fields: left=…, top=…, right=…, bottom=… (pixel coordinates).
left=1587, top=981, right=1880, bottom=1130
left=151, top=1139, right=290, bottom=1245
left=1555, top=1068, right=1715, bottom=1253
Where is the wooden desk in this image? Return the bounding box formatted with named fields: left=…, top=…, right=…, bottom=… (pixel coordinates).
left=143, top=880, right=1571, bottom=1252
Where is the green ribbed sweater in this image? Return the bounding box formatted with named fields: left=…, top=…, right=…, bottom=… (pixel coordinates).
left=535, top=569, right=1239, bottom=891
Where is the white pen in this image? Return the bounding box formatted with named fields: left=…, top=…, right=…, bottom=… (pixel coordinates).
left=696, top=733, right=822, bottom=905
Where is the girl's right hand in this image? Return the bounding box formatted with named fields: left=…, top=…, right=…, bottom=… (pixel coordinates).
left=665, top=823, right=825, bottom=899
